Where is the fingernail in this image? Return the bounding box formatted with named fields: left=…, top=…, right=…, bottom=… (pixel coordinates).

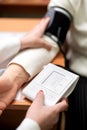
left=39, top=90, right=43, bottom=93
left=40, top=18, right=45, bottom=22
left=40, top=17, right=50, bottom=24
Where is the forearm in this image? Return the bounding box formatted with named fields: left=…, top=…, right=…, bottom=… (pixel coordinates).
left=20, top=35, right=31, bottom=50
left=0, top=63, right=29, bottom=93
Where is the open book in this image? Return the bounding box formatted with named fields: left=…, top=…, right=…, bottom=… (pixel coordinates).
left=23, top=63, right=79, bottom=106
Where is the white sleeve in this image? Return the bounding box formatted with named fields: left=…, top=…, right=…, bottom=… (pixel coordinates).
left=0, top=37, right=21, bottom=64
left=48, top=0, right=80, bottom=16
left=9, top=36, right=59, bottom=79
left=16, top=118, right=41, bottom=130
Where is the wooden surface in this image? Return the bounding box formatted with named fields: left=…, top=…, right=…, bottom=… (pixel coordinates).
left=0, top=18, right=42, bottom=31
left=0, top=0, right=50, bottom=6
left=0, top=0, right=50, bottom=17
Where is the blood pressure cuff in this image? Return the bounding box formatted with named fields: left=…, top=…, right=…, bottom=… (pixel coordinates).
left=44, top=7, right=72, bottom=45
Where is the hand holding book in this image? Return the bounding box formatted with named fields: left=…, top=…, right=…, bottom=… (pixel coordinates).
left=23, top=63, right=79, bottom=106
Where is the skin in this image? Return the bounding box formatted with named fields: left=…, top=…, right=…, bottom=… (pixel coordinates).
left=0, top=17, right=51, bottom=115
left=0, top=17, right=68, bottom=130
left=26, top=90, right=68, bottom=130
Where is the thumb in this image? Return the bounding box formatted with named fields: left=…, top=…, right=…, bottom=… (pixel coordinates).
left=33, top=90, right=45, bottom=107
left=39, top=17, right=50, bottom=34
left=55, top=99, right=68, bottom=113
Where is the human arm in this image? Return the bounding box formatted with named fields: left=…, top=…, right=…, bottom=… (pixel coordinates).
left=9, top=4, right=73, bottom=80
left=0, top=1, right=72, bottom=117
left=0, top=5, right=71, bottom=116
left=20, top=0, right=75, bottom=53
left=20, top=17, right=51, bottom=51
left=0, top=17, right=52, bottom=115
left=0, top=17, right=51, bottom=65
left=17, top=90, right=68, bottom=130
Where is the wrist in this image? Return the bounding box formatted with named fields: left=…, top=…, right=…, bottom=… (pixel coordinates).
left=2, top=64, right=30, bottom=90
left=20, top=37, right=25, bottom=50
left=20, top=36, right=31, bottom=50
left=9, top=63, right=30, bottom=88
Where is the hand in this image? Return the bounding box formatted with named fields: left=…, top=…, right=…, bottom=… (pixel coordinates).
left=0, top=81, right=18, bottom=115
left=0, top=64, right=29, bottom=115
left=26, top=90, right=68, bottom=130
left=20, top=17, right=51, bottom=51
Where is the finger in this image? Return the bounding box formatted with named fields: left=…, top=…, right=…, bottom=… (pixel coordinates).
left=0, top=101, right=6, bottom=116
left=39, top=17, right=50, bottom=33
left=34, top=17, right=50, bottom=35
left=33, top=90, right=45, bottom=107
left=43, top=43, right=52, bottom=51
left=39, top=39, right=52, bottom=50
left=0, top=110, right=2, bottom=116
left=54, top=99, right=68, bottom=112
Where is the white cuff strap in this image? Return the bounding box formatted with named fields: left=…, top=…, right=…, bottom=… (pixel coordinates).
left=9, top=35, right=59, bottom=79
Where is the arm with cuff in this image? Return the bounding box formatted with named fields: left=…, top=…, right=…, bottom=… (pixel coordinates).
left=44, top=7, right=72, bottom=48
left=9, top=7, right=72, bottom=80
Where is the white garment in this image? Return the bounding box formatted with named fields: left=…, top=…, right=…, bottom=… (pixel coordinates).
left=16, top=118, right=41, bottom=130
left=48, top=0, right=87, bottom=77
left=0, top=35, right=59, bottom=79
left=0, top=37, right=20, bottom=68
left=9, top=35, right=59, bottom=79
